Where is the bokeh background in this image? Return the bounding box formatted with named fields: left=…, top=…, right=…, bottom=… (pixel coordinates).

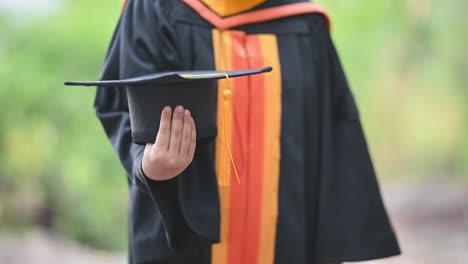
left=0, top=0, right=467, bottom=263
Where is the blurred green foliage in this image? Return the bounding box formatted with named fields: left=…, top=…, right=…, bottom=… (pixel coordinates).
left=321, top=0, right=468, bottom=178
left=0, top=0, right=127, bottom=250
left=0, top=0, right=466, bottom=251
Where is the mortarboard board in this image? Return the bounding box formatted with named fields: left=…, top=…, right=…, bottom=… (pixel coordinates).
left=65, top=67, right=272, bottom=146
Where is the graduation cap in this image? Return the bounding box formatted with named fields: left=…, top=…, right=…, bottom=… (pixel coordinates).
left=65, top=67, right=272, bottom=146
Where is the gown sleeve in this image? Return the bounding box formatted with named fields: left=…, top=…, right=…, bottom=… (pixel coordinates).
left=307, top=16, right=401, bottom=262
left=93, top=0, right=187, bottom=250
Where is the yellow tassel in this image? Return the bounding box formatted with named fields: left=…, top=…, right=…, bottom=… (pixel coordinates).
left=180, top=71, right=240, bottom=186
left=217, top=73, right=240, bottom=187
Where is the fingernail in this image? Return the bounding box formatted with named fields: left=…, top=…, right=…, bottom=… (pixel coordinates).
left=184, top=109, right=191, bottom=117
left=163, top=106, right=171, bottom=114
left=176, top=105, right=183, bottom=112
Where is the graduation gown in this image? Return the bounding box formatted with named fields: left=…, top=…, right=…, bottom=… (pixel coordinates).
left=94, top=0, right=401, bottom=263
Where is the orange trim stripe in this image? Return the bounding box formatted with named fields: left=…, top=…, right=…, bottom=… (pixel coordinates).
left=120, top=0, right=128, bottom=13
left=257, top=34, right=281, bottom=264
left=183, top=0, right=331, bottom=30
left=243, top=34, right=265, bottom=264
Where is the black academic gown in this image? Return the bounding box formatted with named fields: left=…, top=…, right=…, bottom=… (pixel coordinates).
left=94, top=0, right=400, bottom=263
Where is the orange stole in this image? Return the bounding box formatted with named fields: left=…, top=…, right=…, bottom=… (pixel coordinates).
left=211, top=29, right=282, bottom=264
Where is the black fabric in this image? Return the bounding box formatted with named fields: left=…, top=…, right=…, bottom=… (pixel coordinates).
left=94, top=0, right=400, bottom=263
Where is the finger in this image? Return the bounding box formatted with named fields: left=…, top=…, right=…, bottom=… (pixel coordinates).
left=187, top=117, right=196, bottom=157
left=154, top=106, right=172, bottom=151
left=180, top=109, right=192, bottom=155
left=168, top=105, right=184, bottom=154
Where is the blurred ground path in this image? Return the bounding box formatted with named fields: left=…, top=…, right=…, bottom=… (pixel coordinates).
left=0, top=231, right=125, bottom=264
left=0, top=177, right=467, bottom=264
left=362, top=176, right=468, bottom=264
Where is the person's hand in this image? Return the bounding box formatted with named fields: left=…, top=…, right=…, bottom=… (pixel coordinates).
left=142, top=105, right=196, bottom=181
